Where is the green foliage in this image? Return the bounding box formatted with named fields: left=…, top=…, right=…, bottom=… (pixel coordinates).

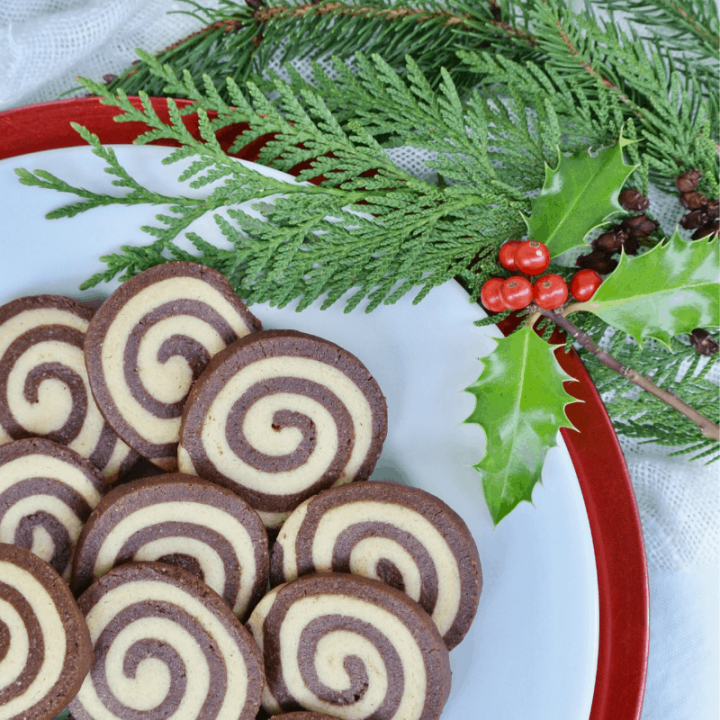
left=465, top=326, right=579, bottom=524
left=575, top=314, right=720, bottom=463
left=19, top=54, right=530, bottom=311
left=460, top=0, right=718, bottom=197
left=578, top=232, right=720, bottom=347
left=104, top=0, right=527, bottom=102
left=527, top=137, right=637, bottom=256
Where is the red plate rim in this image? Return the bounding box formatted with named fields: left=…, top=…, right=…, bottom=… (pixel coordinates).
left=0, top=96, right=649, bottom=720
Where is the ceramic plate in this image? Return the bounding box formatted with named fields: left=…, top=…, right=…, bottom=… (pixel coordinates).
left=0, top=98, right=648, bottom=720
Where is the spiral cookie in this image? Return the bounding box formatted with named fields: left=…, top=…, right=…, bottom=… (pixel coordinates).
left=0, top=543, right=93, bottom=720
left=0, top=438, right=107, bottom=579
left=270, top=481, right=481, bottom=650
left=0, top=295, right=139, bottom=482
left=71, top=473, right=269, bottom=620
left=248, top=573, right=451, bottom=720
left=69, top=562, right=264, bottom=720
left=84, top=262, right=262, bottom=470
left=178, top=330, right=388, bottom=528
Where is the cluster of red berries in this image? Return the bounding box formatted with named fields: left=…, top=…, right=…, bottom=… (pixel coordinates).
left=481, top=240, right=602, bottom=312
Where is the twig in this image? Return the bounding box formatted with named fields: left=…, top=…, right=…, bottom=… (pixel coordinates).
left=537, top=306, right=720, bottom=442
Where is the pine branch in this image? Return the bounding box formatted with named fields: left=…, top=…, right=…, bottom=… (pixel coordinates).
left=593, top=0, right=719, bottom=66
left=571, top=312, right=720, bottom=461
left=536, top=307, right=720, bottom=442
left=105, top=0, right=535, bottom=103
left=460, top=0, right=719, bottom=196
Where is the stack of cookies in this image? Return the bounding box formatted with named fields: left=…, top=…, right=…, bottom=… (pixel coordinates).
left=0, top=262, right=482, bottom=720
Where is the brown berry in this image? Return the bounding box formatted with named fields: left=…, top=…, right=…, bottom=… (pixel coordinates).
left=707, top=199, right=719, bottom=219
left=692, top=220, right=719, bottom=240
left=593, top=226, right=628, bottom=253
left=623, top=214, right=659, bottom=238
left=676, top=169, right=702, bottom=193
left=619, top=188, right=650, bottom=212
left=680, top=209, right=710, bottom=230
left=576, top=249, right=618, bottom=275
left=690, top=329, right=719, bottom=356
left=680, top=192, right=708, bottom=210
left=623, top=236, right=641, bottom=255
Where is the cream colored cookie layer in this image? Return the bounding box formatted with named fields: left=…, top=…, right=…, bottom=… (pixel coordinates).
left=184, top=357, right=372, bottom=495
left=278, top=594, right=427, bottom=720
left=246, top=585, right=283, bottom=715
left=0, top=454, right=102, bottom=578
left=75, top=579, right=250, bottom=720
left=0, top=561, right=67, bottom=720
left=100, top=278, right=255, bottom=447
left=0, top=308, right=135, bottom=480
left=92, top=502, right=257, bottom=617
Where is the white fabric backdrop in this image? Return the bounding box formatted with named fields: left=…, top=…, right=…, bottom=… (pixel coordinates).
left=0, top=2, right=718, bottom=718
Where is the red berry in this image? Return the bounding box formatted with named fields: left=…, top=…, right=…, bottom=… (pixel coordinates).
left=570, top=269, right=602, bottom=302
left=481, top=278, right=508, bottom=313
left=498, top=240, right=521, bottom=271
left=533, top=274, right=569, bottom=310
left=501, top=276, right=534, bottom=310
left=515, top=240, right=551, bottom=275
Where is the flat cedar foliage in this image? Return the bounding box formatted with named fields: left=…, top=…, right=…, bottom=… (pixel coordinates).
left=18, top=0, right=719, bottom=470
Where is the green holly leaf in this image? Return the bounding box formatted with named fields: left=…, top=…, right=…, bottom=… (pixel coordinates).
left=576, top=232, right=719, bottom=347
left=527, top=136, right=637, bottom=257
left=465, top=326, right=579, bottom=525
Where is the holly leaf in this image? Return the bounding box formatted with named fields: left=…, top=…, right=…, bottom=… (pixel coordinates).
left=576, top=232, right=719, bottom=347
left=465, top=326, right=579, bottom=525
left=527, top=136, right=637, bottom=257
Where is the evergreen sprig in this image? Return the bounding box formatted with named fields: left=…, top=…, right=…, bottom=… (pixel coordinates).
left=575, top=314, right=720, bottom=462
left=21, top=53, right=533, bottom=312
left=105, top=0, right=531, bottom=102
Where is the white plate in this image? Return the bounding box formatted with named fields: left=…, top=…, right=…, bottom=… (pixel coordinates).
left=0, top=145, right=599, bottom=720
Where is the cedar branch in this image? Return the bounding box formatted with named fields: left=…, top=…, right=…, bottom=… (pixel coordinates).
left=537, top=306, right=720, bottom=442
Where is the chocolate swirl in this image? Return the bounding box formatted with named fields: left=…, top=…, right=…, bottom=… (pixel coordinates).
left=0, top=543, right=93, bottom=720
left=271, top=481, right=482, bottom=650
left=84, top=263, right=262, bottom=470
left=71, top=474, right=269, bottom=621
left=249, top=573, right=451, bottom=720
left=69, top=562, right=264, bottom=720
left=0, top=295, right=139, bottom=483
left=178, top=330, right=388, bottom=529
left=0, top=438, right=107, bottom=579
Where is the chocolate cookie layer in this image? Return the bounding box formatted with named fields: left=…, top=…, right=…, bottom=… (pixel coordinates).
left=0, top=295, right=139, bottom=482
left=247, top=573, right=451, bottom=720
left=0, top=543, right=93, bottom=720
left=275, top=714, right=339, bottom=719
left=271, top=481, right=481, bottom=649
left=71, top=473, right=269, bottom=620
left=0, top=438, right=107, bottom=579
left=69, top=562, right=264, bottom=720
left=84, top=263, right=262, bottom=470
left=178, top=330, right=388, bottom=528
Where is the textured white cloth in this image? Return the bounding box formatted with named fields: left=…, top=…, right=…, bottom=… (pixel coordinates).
left=0, top=2, right=718, bottom=718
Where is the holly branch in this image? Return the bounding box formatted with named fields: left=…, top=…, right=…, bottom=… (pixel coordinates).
left=535, top=307, right=720, bottom=441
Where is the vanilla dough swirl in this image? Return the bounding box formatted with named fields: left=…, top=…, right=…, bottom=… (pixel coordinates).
left=0, top=438, right=107, bottom=580
left=71, top=473, right=269, bottom=620
left=0, top=543, right=93, bottom=720
left=271, top=481, right=482, bottom=649
left=84, top=263, right=262, bottom=470
left=0, top=295, right=139, bottom=482
left=69, top=562, right=264, bottom=720
left=178, top=330, right=387, bottom=528
left=248, top=573, right=451, bottom=720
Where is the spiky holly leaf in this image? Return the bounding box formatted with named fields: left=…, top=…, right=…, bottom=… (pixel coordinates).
left=576, top=232, right=719, bottom=347
left=465, top=326, right=579, bottom=525
left=527, top=137, right=637, bottom=257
